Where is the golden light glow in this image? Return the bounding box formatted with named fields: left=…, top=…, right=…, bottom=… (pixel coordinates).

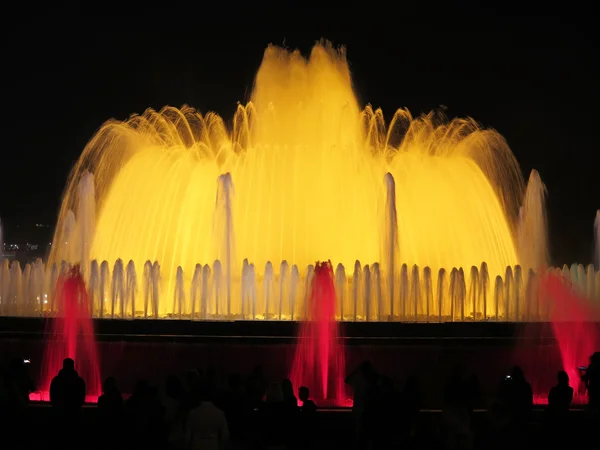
left=51, top=41, right=524, bottom=297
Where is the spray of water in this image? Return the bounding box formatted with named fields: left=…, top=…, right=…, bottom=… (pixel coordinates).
left=384, top=173, right=398, bottom=320
left=289, top=261, right=346, bottom=406
left=518, top=170, right=549, bottom=272
left=40, top=265, right=101, bottom=402
left=50, top=41, right=523, bottom=311
left=539, top=272, right=600, bottom=402
left=215, top=173, right=235, bottom=317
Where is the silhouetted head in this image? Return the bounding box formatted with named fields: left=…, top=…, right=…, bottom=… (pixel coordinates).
left=103, top=377, right=118, bottom=394
left=281, top=379, right=294, bottom=398
left=557, top=370, right=569, bottom=386
left=166, top=376, right=183, bottom=399
left=381, top=376, right=394, bottom=392
left=228, top=374, right=241, bottom=391
left=147, top=385, right=159, bottom=399
left=299, top=386, right=310, bottom=402
left=265, top=382, right=283, bottom=403
left=186, top=370, right=201, bottom=387
left=62, top=358, right=75, bottom=371
left=134, top=379, right=149, bottom=395
left=450, top=363, right=466, bottom=381
left=200, top=383, right=216, bottom=403
left=360, top=360, right=376, bottom=382
left=360, top=360, right=373, bottom=374
left=591, top=352, right=600, bottom=366
left=404, top=376, right=419, bottom=391
left=511, top=366, right=525, bottom=381
left=206, top=366, right=217, bottom=381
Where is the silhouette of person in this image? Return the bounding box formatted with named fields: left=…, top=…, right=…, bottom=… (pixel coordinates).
left=258, top=382, right=287, bottom=449
left=345, top=361, right=375, bottom=414
left=466, top=374, right=481, bottom=412
left=281, top=378, right=298, bottom=411
left=221, top=374, right=247, bottom=443
left=6, top=358, right=34, bottom=407
left=49, top=358, right=86, bottom=449
left=298, top=386, right=317, bottom=448
left=542, top=370, right=574, bottom=448
left=442, top=365, right=473, bottom=450
left=163, top=376, right=186, bottom=450
left=126, top=380, right=165, bottom=449
left=246, top=365, right=267, bottom=409
left=548, top=370, right=573, bottom=415
left=1, top=360, right=32, bottom=449
left=163, top=375, right=184, bottom=422
left=507, top=366, right=533, bottom=422
left=98, top=376, right=123, bottom=416
left=49, top=357, right=86, bottom=417
left=185, top=369, right=203, bottom=410
left=372, top=375, right=400, bottom=449
left=299, top=386, right=317, bottom=414
left=186, top=384, right=229, bottom=450
left=400, top=376, right=421, bottom=445
left=205, top=366, right=218, bottom=396
left=497, top=365, right=532, bottom=449
left=346, top=360, right=378, bottom=448
left=98, top=377, right=124, bottom=449
left=581, top=352, right=600, bottom=410
left=280, top=378, right=298, bottom=446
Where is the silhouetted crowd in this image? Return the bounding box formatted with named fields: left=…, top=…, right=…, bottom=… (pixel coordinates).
left=1, top=353, right=600, bottom=449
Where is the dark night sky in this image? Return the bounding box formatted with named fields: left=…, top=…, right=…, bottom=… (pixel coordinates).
left=1, top=6, right=598, bottom=264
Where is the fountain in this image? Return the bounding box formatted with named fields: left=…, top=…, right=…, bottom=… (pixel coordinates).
left=38, top=265, right=101, bottom=402
left=0, top=43, right=594, bottom=324
left=290, top=261, right=346, bottom=406
left=46, top=41, right=524, bottom=318
left=539, top=272, right=600, bottom=403
left=0, top=40, right=597, bottom=409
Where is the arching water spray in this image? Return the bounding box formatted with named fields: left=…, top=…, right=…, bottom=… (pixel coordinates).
left=518, top=170, right=548, bottom=272
left=50, top=41, right=523, bottom=313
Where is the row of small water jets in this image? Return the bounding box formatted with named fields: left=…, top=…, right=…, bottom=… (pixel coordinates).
left=1, top=257, right=600, bottom=322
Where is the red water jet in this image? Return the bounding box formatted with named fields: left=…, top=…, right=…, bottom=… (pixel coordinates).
left=37, top=265, right=101, bottom=403
left=540, top=272, right=600, bottom=403
left=289, top=261, right=347, bottom=407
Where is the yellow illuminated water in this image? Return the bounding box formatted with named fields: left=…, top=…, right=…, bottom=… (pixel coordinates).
left=51, top=41, right=524, bottom=293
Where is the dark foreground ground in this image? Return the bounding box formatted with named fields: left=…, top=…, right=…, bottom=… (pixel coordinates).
left=1, top=404, right=597, bottom=450
left=2, top=318, right=599, bottom=408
